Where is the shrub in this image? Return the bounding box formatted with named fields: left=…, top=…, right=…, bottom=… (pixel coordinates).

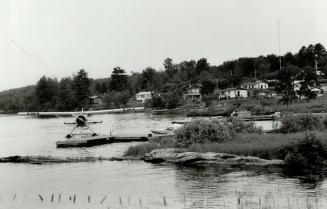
left=228, top=118, right=262, bottom=134
left=284, top=133, right=327, bottom=170
left=279, top=114, right=320, bottom=133
left=176, top=119, right=232, bottom=147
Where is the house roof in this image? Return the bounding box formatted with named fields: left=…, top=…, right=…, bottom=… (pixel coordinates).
left=136, top=91, right=152, bottom=95
left=241, top=81, right=267, bottom=86
left=186, top=84, right=202, bottom=89
left=89, top=96, right=102, bottom=99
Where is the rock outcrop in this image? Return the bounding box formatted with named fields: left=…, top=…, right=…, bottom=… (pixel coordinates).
left=0, top=155, right=134, bottom=164
left=144, top=148, right=284, bottom=167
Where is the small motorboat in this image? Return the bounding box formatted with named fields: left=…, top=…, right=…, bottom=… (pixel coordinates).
left=151, top=129, right=172, bottom=135
left=151, top=123, right=183, bottom=135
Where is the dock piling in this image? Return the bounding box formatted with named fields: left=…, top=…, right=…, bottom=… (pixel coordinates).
left=38, top=194, right=44, bottom=202
left=12, top=193, right=16, bottom=201
left=163, top=196, right=167, bottom=206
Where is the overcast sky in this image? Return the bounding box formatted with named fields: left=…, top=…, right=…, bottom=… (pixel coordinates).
left=0, top=0, right=326, bottom=91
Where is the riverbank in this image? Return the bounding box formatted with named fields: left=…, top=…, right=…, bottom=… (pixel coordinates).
left=183, top=94, right=327, bottom=117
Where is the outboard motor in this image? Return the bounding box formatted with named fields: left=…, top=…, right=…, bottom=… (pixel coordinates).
left=76, top=115, right=87, bottom=127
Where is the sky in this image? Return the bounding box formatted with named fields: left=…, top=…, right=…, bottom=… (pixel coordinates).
left=0, top=0, right=326, bottom=91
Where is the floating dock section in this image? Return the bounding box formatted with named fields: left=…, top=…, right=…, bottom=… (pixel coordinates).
left=56, top=134, right=149, bottom=148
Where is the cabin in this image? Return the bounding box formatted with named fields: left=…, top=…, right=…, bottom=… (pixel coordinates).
left=136, top=91, right=152, bottom=103
left=293, top=80, right=303, bottom=92
left=183, top=84, right=202, bottom=101
left=241, top=81, right=269, bottom=90
left=215, top=88, right=248, bottom=99
left=89, top=96, right=103, bottom=105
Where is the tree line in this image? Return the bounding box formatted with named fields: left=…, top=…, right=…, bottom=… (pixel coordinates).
left=0, top=43, right=326, bottom=112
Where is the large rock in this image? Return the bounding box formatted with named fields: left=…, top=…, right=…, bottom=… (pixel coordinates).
left=144, top=148, right=284, bottom=167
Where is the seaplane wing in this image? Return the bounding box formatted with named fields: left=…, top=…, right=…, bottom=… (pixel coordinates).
left=63, top=121, right=102, bottom=125
left=17, top=107, right=145, bottom=117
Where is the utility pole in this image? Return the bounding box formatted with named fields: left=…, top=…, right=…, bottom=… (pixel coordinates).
left=230, top=69, right=233, bottom=88
left=278, top=20, right=282, bottom=70
left=315, top=54, right=318, bottom=75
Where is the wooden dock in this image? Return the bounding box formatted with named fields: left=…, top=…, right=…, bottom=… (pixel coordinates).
left=56, top=134, right=149, bottom=148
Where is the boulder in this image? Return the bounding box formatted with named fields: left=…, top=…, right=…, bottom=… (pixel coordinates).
left=144, top=148, right=284, bottom=167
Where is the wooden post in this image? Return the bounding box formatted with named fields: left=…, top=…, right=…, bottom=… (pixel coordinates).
left=100, top=195, right=107, bottom=204
left=184, top=195, right=186, bottom=207
left=88, top=195, right=90, bottom=203
left=73, top=194, right=76, bottom=203
left=51, top=194, right=54, bottom=203
left=58, top=193, right=61, bottom=203
left=12, top=194, right=16, bottom=201
left=38, top=194, right=44, bottom=202
left=163, top=196, right=167, bottom=206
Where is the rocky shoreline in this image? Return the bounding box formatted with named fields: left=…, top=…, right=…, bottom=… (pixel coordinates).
left=143, top=148, right=284, bottom=167
left=0, top=149, right=284, bottom=167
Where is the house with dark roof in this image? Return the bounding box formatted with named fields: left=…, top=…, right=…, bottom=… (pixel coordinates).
left=241, top=81, right=268, bottom=90
left=183, top=84, right=202, bottom=101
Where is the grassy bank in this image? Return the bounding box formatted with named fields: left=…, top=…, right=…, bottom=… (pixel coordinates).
left=124, top=132, right=327, bottom=160
left=126, top=116, right=327, bottom=171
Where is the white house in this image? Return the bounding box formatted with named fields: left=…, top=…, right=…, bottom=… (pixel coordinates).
left=135, top=91, right=152, bottom=103
left=215, top=88, right=248, bottom=99
left=241, top=81, right=269, bottom=90
left=183, top=84, right=202, bottom=101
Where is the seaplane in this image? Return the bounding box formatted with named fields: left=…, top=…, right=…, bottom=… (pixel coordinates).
left=62, top=112, right=103, bottom=139
left=54, top=110, right=111, bottom=148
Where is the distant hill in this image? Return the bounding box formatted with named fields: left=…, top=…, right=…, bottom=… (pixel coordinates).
left=0, top=85, right=36, bottom=112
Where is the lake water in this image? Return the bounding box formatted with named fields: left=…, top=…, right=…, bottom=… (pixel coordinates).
left=0, top=113, right=325, bottom=209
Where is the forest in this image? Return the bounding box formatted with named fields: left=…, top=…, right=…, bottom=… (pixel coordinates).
left=0, top=43, right=326, bottom=113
